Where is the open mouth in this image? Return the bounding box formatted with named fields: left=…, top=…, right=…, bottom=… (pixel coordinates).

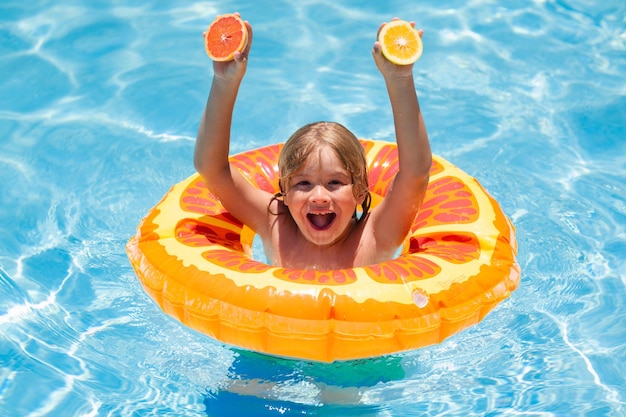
left=307, top=212, right=336, bottom=230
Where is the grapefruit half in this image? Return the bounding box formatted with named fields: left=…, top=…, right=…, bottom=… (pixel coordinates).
left=204, top=13, right=248, bottom=62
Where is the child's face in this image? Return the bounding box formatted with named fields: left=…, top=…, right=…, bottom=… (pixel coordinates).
left=283, top=146, right=365, bottom=247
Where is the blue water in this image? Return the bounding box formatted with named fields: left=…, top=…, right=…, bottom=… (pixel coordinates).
left=1, top=0, right=625, bottom=415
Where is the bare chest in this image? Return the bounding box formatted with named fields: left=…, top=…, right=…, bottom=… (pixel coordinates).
left=263, top=216, right=389, bottom=270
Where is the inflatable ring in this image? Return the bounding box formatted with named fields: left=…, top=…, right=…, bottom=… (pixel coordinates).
left=126, top=139, right=520, bottom=362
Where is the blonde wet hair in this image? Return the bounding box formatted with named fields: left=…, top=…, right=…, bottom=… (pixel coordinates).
left=274, top=121, right=372, bottom=221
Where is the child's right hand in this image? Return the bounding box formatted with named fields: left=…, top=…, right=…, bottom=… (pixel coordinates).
left=209, top=19, right=253, bottom=83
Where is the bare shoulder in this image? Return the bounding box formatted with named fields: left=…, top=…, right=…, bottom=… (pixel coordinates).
left=361, top=175, right=427, bottom=258
left=212, top=170, right=277, bottom=237
left=353, top=210, right=402, bottom=265
left=263, top=201, right=300, bottom=266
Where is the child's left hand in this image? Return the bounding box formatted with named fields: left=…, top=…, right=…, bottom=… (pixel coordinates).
left=372, top=20, right=423, bottom=80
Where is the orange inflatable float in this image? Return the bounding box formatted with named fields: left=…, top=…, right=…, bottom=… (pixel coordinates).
left=126, top=139, right=520, bottom=362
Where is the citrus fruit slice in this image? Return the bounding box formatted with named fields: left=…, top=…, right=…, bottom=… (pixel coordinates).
left=204, top=13, right=248, bottom=62
left=378, top=19, right=423, bottom=65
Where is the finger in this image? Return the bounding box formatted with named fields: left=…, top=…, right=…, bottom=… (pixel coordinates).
left=243, top=21, right=253, bottom=55
left=372, top=40, right=381, bottom=55
left=371, top=41, right=386, bottom=67
left=376, top=22, right=387, bottom=39
left=233, top=50, right=245, bottom=63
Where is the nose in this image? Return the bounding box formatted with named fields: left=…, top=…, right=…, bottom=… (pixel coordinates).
left=309, top=184, right=330, bottom=203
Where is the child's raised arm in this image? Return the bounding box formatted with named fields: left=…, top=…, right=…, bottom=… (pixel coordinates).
left=194, top=20, right=273, bottom=233
left=369, top=20, right=433, bottom=251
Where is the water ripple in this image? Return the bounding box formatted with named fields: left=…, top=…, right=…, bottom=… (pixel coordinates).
left=1, top=0, right=625, bottom=415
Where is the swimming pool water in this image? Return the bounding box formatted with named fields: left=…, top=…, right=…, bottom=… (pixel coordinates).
left=1, top=0, right=625, bottom=416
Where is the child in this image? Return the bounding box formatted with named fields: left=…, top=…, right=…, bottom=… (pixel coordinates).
left=194, top=18, right=432, bottom=270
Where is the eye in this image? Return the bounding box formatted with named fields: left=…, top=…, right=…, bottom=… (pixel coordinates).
left=292, top=180, right=312, bottom=190
left=327, top=179, right=349, bottom=190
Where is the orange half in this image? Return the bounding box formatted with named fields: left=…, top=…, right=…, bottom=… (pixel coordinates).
left=204, top=13, right=248, bottom=62
left=378, top=19, right=423, bottom=65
